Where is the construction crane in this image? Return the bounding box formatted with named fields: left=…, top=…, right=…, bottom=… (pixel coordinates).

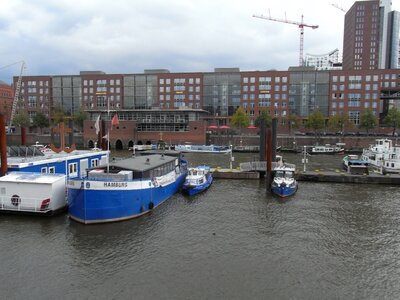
left=253, top=12, right=319, bottom=66
left=6, top=61, right=25, bottom=129
left=332, top=3, right=347, bottom=13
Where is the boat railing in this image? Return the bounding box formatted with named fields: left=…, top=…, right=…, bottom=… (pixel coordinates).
left=0, top=195, right=52, bottom=213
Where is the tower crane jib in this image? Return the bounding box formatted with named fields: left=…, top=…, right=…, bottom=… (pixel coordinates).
left=253, top=13, right=318, bottom=66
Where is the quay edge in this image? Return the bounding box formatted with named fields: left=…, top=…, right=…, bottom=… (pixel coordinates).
left=296, top=171, right=400, bottom=185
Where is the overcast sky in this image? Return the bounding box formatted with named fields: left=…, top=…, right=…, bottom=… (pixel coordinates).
left=1, top=0, right=399, bottom=84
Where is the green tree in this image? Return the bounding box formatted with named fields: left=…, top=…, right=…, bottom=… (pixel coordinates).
left=13, top=111, right=30, bottom=128
left=52, top=106, right=66, bottom=125
left=254, top=109, right=272, bottom=128
left=327, top=113, right=352, bottom=135
left=73, top=108, right=88, bottom=132
left=305, top=110, right=325, bottom=138
left=360, top=108, right=378, bottom=134
left=384, top=107, right=400, bottom=136
left=231, top=107, right=249, bottom=128
left=286, top=114, right=301, bottom=135
left=32, top=112, right=49, bottom=133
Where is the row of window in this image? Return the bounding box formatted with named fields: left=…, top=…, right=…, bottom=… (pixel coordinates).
left=83, top=79, right=121, bottom=86
left=159, top=78, right=201, bottom=85
left=243, top=77, right=288, bottom=84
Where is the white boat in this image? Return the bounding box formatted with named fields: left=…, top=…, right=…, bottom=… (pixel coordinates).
left=362, top=139, right=400, bottom=173
left=342, top=154, right=369, bottom=174
left=1, top=146, right=109, bottom=215
left=0, top=172, right=67, bottom=215
left=175, top=144, right=231, bottom=154
left=310, top=143, right=344, bottom=155
left=271, top=163, right=298, bottom=198
left=182, top=166, right=213, bottom=196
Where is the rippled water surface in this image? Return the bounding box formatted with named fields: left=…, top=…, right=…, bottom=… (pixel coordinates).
left=1, top=153, right=400, bottom=299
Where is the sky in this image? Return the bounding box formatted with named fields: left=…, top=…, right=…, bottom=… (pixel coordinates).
left=1, top=0, right=399, bottom=84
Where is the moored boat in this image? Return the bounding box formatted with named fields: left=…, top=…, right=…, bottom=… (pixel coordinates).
left=342, top=154, right=369, bottom=174
left=0, top=147, right=109, bottom=215
left=182, top=166, right=213, bottom=196
left=310, top=143, right=345, bottom=155
left=67, top=153, right=188, bottom=224
left=271, top=164, right=298, bottom=197
left=361, top=138, right=400, bottom=173
left=0, top=172, right=67, bottom=215
left=175, top=144, right=231, bottom=154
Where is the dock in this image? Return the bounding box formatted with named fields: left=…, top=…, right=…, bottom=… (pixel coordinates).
left=210, top=168, right=260, bottom=179
left=210, top=167, right=400, bottom=184
left=296, top=170, right=400, bottom=184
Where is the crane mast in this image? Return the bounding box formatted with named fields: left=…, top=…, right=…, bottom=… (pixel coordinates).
left=253, top=13, right=318, bottom=66
left=9, top=61, right=26, bottom=129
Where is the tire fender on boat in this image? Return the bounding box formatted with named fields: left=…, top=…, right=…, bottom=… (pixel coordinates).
left=149, top=202, right=154, bottom=210
left=152, top=178, right=159, bottom=188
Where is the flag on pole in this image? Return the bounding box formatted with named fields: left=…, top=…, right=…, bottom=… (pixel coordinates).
left=111, top=114, right=119, bottom=127
left=94, top=115, right=100, bottom=135
left=102, top=133, right=109, bottom=140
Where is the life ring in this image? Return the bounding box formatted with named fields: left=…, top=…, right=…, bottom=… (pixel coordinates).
left=11, top=194, right=20, bottom=206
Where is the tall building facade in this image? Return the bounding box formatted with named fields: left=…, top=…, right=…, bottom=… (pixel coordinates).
left=342, top=0, right=398, bottom=70
left=12, top=67, right=400, bottom=130
left=0, top=81, right=13, bottom=125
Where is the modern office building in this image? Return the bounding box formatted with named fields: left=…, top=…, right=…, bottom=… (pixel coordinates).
left=342, top=0, right=399, bottom=70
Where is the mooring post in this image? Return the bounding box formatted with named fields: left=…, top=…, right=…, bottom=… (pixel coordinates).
left=266, top=127, right=273, bottom=192
left=272, top=118, right=277, bottom=161
left=259, top=119, right=266, bottom=162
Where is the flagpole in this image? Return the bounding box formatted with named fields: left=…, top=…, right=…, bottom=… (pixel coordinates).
left=107, top=96, right=110, bottom=173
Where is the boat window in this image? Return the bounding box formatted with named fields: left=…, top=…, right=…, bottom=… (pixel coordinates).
left=49, top=167, right=55, bottom=174
left=276, top=171, right=284, bottom=177
left=41, top=167, right=47, bottom=173
left=285, top=171, right=293, bottom=178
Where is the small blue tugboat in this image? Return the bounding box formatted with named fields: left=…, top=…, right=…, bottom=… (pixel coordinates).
left=182, top=166, right=213, bottom=196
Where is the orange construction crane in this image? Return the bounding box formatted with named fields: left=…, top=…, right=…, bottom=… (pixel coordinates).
left=253, top=12, right=318, bottom=66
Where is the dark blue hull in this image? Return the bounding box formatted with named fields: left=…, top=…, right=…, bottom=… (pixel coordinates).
left=271, top=185, right=298, bottom=198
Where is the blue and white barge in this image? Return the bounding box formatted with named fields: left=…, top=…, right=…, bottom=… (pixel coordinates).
left=67, top=153, right=188, bottom=224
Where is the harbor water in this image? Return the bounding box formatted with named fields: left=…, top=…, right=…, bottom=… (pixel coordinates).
left=1, top=152, right=400, bottom=299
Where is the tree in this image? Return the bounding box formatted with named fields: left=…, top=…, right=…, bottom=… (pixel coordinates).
left=32, top=112, right=49, bottom=133
left=231, top=107, right=249, bottom=128
left=254, top=109, right=272, bottom=128
left=327, top=113, right=352, bottom=135
left=305, top=110, right=325, bottom=139
left=384, top=107, right=400, bottom=136
left=360, top=108, right=378, bottom=134
left=73, top=108, right=88, bottom=132
left=52, top=106, right=66, bottom=125
left=12, top=112, right=30, bottom=128
left=286, top=114, right=301, bottom=135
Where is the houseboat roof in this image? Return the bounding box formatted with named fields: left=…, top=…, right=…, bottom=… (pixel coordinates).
left=107, top=154, right=177, bottom=172
left=0, top=172, right=66, bottom=184
left=7, top=149, right=109, bottom=168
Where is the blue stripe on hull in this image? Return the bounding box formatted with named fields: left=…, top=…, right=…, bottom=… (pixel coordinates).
left=68, top=173, right=186, bottom=224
